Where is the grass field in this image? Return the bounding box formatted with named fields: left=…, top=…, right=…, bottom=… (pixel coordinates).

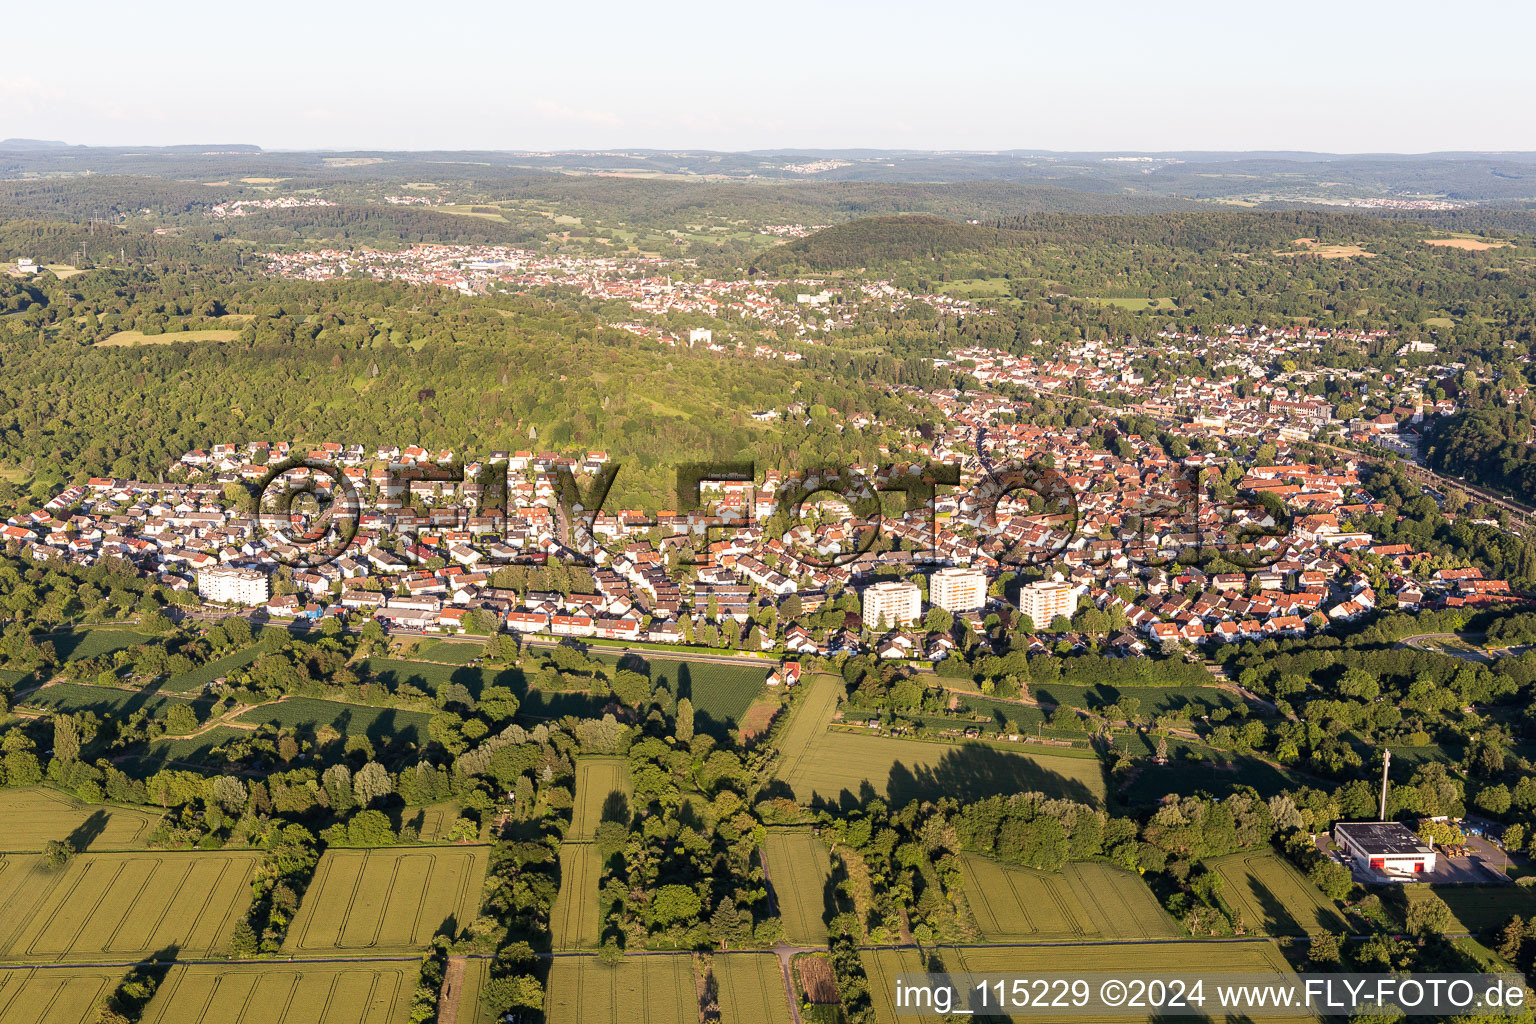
left=0, top=851, right=258, bottom=960
left=141, top=726, right=254, bottom=767
left=552, top=843, right=602, bottom=948
left=1403, top=884, right=1536, bottom=934
left=162, top=646, right=263, bottom=692
left=141, top=961, right=415, bottom=1024
left=571, top=758, right=632, bottom=841
left=762, top=829, right=832, bottom=945
left=862, top=947, right=945, bottom=1024
left=1029, top=681, right=1251, bottom=718
left=282, top=846, right=488, bottom=954
left=20, top=682, right=201, bottom=720
left=0, top=788, right=161, bottom=852
left=234, top=697, right=432, bottom=749
left=43, top=627, right=151, bottom=662
left=407, top=638, right=487, bottom=665
left=98, top=329, right=243, bottom=347
left=774, top=674, right=1105, bottom=807
left=544, top=955, right=696, bottom=1024
left=948, top=941, right=1311, bottom=1022
left=398, top=801, right=464, bottom=842
left=1211, top=852, right=1348, bottom=936
left=1081, top=295, right=1175, bottom=310
left=715, top=953, right=794, bottom=1024
left=958, top=856, right=1178, bottom=941
left=0, top=967, right=128, bottom=1024
left=592, top=653, right=768, bottom=736
left=452, top=958, right=500, bottom=1024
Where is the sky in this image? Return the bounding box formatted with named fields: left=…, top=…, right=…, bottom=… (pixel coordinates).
left=4, top=0, right=1533, bottom=153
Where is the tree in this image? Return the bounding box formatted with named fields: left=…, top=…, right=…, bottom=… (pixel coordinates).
left=52, top=715, right=80, bottom=763
left=42, top=839, right=75, bottom=871
left=1405, top=892, right=1454, bottom=936
left=352, top=761, right=394, bottom=807
left=675, top=697, right=695, bottom=745
left=1308, top=932, right=1342, bottom=966
left=650, top=884, right=702, bottom=928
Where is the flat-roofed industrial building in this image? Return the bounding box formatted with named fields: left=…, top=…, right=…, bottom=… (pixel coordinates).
left=1333, top=821, right=1436, bottom=878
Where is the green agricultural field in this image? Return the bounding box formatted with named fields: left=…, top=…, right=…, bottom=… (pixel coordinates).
left=44, top=627, right=152, bottom=662
left=1403, top=884, right=1536, bottom=934
left=774, top=674, right=1104, bottom=806
left=785, top=729, right=1105, bottom=807
left=98, top=328, right=243, bottom=347
left=951, top=941, right=1313, bottom=1023
left=958, top=856, right=1178, bottom=941
left=571, top=757, right=633, bottom=841
left=355, top=657, right=500, bottom=696
left=762, top=829, right=832, bottom=945
left=544, top=955, right=696, bottom=1024
left=409, top=638, right=488, bottom=665
left=1211, top=852, right=1348, bottom=936
left=398, top=800, right=464, bottom=842
left=141, top=961, right=415, bottom=1024
left=1119, top=744, right=1304, bottom=803
left=20, top=681, right=202, bottom=719
left=0, top=966, right=128, bottom=1024
left=1080, top=295, right=1176, bottom=311
left=0, top=850, right=258, bottom=960
left=593, top=653, right=769, bottom=736
left=552, top=842, right=602, bottom=948
left=161, top=646, right=263, bottom=692
left=141, top=726, right=255, bottom=768
left=234, top=697, right=432, bottom=749
left=282, top=846, right=489, bottom=954
left=0, top=788, right=161, bottom=852
left=862, top=947, right=945, bottom=1024
left=715, top=953, right=794, bottom=1024
left=1029, top=681, right=1251, bottom=718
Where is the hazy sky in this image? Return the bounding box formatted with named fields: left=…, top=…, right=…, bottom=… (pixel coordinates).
left=5, top=0, right=1532, bottom=153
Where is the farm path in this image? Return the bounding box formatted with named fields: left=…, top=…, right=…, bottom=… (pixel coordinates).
left=773, top=940, right=811, bottom=1024
left=438, top=955, right=468, bottom=1024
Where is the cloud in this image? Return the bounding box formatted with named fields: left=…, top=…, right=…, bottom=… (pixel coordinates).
left=531, top=100, right=623, bottom=128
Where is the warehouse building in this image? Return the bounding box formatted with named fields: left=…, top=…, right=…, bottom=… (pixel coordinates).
left=1333, top=821, right=1436, bottom=879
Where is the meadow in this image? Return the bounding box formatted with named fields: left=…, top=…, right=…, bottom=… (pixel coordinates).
left=141, top=961, right=416, bottom=1024
left=784, top=727, right=1105, bottom=808
left=0, top=967, right=127, bottom=1024
left=98, top=328, right=243, bottom=347
left=408, top=638, right=488, bottom=664
left=762, top=829, right=832, bottom=945
left=774, top=674, right=1105, bottom=807
left=140, top=726, right=255, bottom=768
left=714, top=953, right=794, bottom=1024
left=162, top=645, right=263, bottom=692
left=1210, top=852, right=1348, bottom=936
left=20, top=681, right=202, bottom=720
left=544, top=955, right=696, bottom=1024
left=282, top=846, right=489, bottom=954
left=948, top=941, right=1312, bottom=1023
left=0, top=851, right=258, bottom=960
left=43, top=626, right=152, bottom=662
left=1403, top=884, right=1536, bottom=934
left=234, top=697, right=432, bottom=750
left=551, top=842, right=602, bottom=949
left=0, top=787, right=161, bottom=852
left=592, top=653, right=768, bottom=736
left=571, top=757, right=633, bottom=841
left=354, top=657, right=503, bottom=696
left=957, top=856, right=1178, bottom=941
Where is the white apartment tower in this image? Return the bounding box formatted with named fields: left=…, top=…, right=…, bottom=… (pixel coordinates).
left=929, top=566, right=986, bottom=613
left=1018, top=580, right=1078, bottom=629
left=861, top=580, right=922, bottom=630
left=197, top=566, right=270, bottom=606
